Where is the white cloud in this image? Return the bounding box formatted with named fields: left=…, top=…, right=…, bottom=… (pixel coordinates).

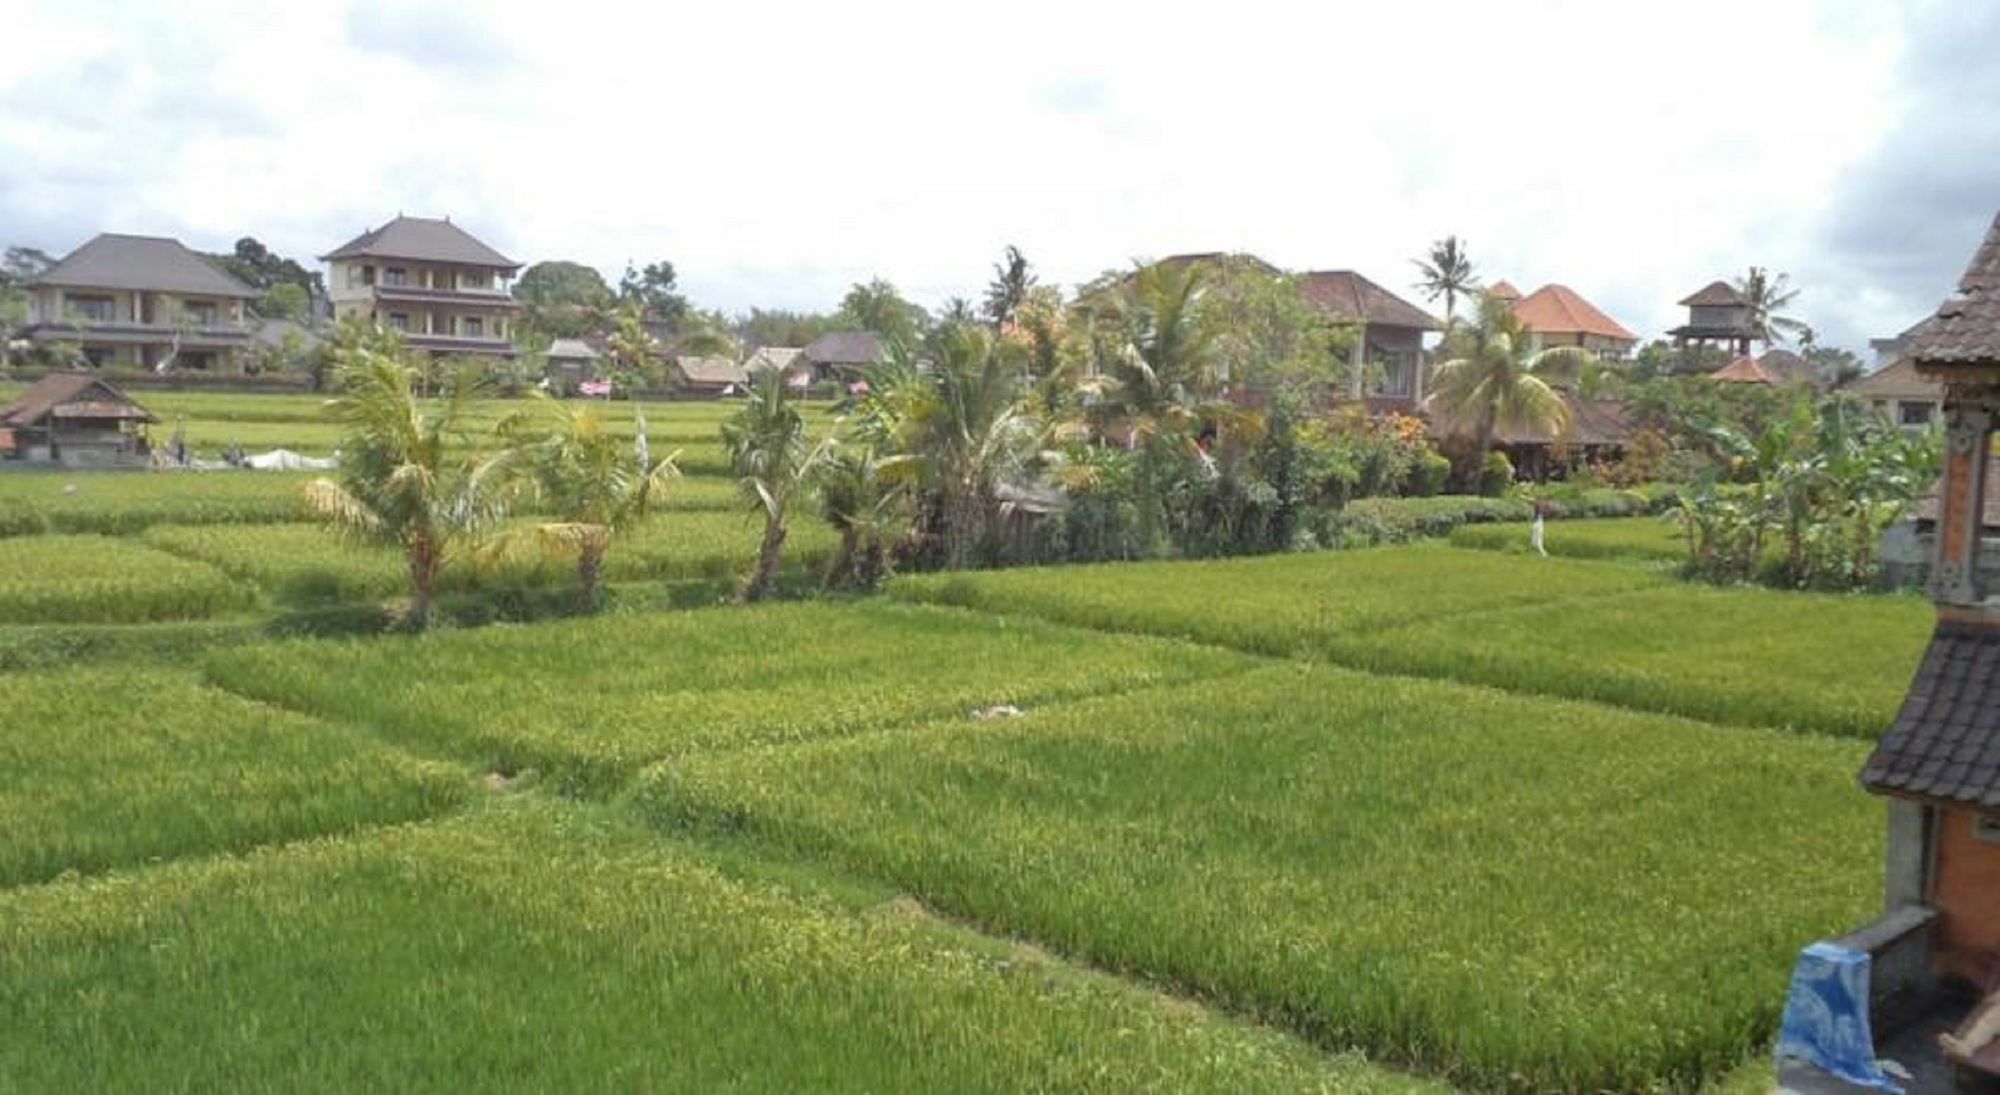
left=1, top=0, right=1983, bottom=353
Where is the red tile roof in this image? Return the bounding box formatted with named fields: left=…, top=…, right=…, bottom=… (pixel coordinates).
left=1298, top=270, right=1440, bottom=331
left=1510, top=283, right=1636, bottom=342
left=1486, top=279, right=1524, bottom=302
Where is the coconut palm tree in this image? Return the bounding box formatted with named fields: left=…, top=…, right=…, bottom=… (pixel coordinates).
left=1425, top=292, right=1593, bottom=460
left=983, top=244, right=1036, bottom=329
left=1413, top=235, right=1480, bottom=326
left=1734, top=266, right=1809, bottom=344
left=895, top=324, right=1041, bottom=569
left=500, top=394, right=681, bottom=608
left=723, top=370, right=835, bottom=602
left=302, top=326, right=516, bottom=629
left=817, top=445, right=912, bottom=590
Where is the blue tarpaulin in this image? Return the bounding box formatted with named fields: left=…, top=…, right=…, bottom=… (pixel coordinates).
left=1775, top=941, right=1902, bottom=1092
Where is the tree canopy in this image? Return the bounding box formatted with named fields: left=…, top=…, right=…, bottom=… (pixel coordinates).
left=619, top=260, right=688, bottom=328
left=837, top=278, right=928, bottom=349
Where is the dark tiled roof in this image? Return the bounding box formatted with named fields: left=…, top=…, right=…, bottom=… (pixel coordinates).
left=321, top=216, right=519, bottom=270
left=802, top=330, right=886, bottom=365
left=1903, top=211, right=2000, bottom=366
left=1, top=373, right=155, bottom=427
left=1847, top=356, right=1939, bottom=399
left=1861, top=624, right=2000, bottom=808
left=1679, top=280, right=1749, bottom=307
left=33, top=234, right=258, bottom=298
left=1299, top=270, right=1441, bottom=332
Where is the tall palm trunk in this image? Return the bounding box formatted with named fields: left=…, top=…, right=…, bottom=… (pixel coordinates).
left=743, top=517, right=787, bottom=602
left=404, top=535, right=441, bottom=631
left=576, top=539, right=606, bottom=610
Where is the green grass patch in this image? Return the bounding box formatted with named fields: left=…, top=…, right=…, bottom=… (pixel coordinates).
left=0, top=666, right=468, bottom=885
left=0, top=800, right=1421, bottom=1092
left=0, top=534, right=251, bottom=623
left=641, top=664, right=1878, bottom=1091
left=891, top=544, right=1667, bottom=657
left=1449, top=516, right=1688, bottom=563
left=1323, top=584, right=1931, bottom=737
left=0, top=470, right=315, bottom=536
left=204, top=600, right=1252, bottom=793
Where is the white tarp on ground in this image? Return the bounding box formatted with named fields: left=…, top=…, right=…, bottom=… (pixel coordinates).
left=243, top=449, right=338, bottom=471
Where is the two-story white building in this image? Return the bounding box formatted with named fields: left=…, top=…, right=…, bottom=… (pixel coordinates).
left=322, top=215, right=522, bottom=359
left=22, top=234, right=260, bottom=371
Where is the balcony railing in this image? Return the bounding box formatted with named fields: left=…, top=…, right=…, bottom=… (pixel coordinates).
left=25, top=320, right=253, bottom=345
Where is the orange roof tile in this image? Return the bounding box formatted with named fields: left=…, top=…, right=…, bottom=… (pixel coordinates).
left=1487, top=279, right=1523, bottom=302
left=1510, top=283, right=1636, bottom=342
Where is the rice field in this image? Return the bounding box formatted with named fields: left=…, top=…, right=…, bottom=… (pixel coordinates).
left=0, top=666, right=468, bottom=886
left=642, top=664, right=1880, bottom=1091
left=203, top=600, right=1253, bottom=792
left=0, top=469, right=316, bottom=535
left=0, top=800, right=1419, bottom=1094
left=0, top=534, right=251, bottom=623
left=1448, top=515, right=1688, bottom=563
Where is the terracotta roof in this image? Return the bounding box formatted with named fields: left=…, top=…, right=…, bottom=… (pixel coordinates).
left=1861, top=624, right=2000, bottom=808
left=1487, top=279, right=1524, bottom=302
left=1679, top=280, right=1750, bottom=307
left=675, top=356, right=748, bottom=386
left=32, top=234, right=258, bottom=298
left=0, top=373, right=156, bottom=427
left=802, top=330, right=887, bottom=365
left=1710, top=350, right=1817, bottom=386
left=1848, top=357, right=1941, bottom=400
left=1903, top=211, right=2000, bottom=367
left=321, top=216, right=519, bottom=271
left=1511, top=283, right=1636, bottom=342
left=1298, top=270, right=1441, bottom=331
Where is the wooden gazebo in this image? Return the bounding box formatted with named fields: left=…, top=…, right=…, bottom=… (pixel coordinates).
left=0, top=373, right=156, bottom=468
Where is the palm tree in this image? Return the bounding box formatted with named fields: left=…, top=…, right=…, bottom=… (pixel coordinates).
left=1425, top=292, right=1593, bottom=462
left=1734, top=267, right=1808, bottom=344
left=983, top=245, right=1036, bottom=329
left=500, top=394, right=681, bottom=608
left=895, top=325, right=1040, bottom=569
left=1413, top=236, right=1480, bottom=326
left=303, top=326, right=516, bottom=629
left=817, top=445, right=912, bottom=590
left=722, top=370, right=835, bottom=602
left=606, top=304, right=659, bottom=388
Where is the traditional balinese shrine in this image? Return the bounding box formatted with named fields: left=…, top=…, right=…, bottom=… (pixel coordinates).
left=1777, top=212, right=2000, bottom=1092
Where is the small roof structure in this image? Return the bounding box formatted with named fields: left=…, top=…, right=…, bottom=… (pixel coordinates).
left=1848, top=356, right=1940, bottom=400
left=32, top=234, right=258, bottom=299
left=1510, top=283, right=1637, bottom=343
left=743, top=346, right=804, bottom=374
left=1710, top=349, right=1816, bottom=386
left=320, top=215, right=520, bottom=271
left=1298, top=270, right=1441, bottom=331
left=803, top=330, right=887, bottom=366
left=1486, top=279, right=1524, bottom=303
left=1479, top=395, right=1632, bottom=447
left=1900, top=211, right=2000, bottom=367
left=0, top=373, right=157, bottom=427
left=675, top=355, right=749, bottom=387
left=545, top=337, right=599, bottom=362
left=1861, top=624, right=2000, bottom=808
left=1679, top=280, right=1750, bottom=308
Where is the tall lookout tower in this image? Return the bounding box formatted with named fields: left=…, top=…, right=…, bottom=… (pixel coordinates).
left=1666, top=280, right=1760, bottom=362
left=1783, top=212, right=2000, bottom=1090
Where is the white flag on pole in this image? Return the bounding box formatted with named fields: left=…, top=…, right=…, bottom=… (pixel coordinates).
left=635, top=406, right=650, bottom=470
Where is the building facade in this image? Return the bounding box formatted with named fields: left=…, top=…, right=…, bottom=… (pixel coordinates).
left=1297, top=269, right=1441, bottom=403
left=22, top=234, right=259, bottom=371
left=322, top=216, right=521, bottom=359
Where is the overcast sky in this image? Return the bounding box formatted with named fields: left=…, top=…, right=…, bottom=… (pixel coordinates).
left=2, top=0, right=1996, bottom=355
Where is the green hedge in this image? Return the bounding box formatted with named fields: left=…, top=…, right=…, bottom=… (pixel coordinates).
left=1309, top=486, right=1678, bottom=549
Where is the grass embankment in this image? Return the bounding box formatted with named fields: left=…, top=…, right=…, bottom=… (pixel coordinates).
left=641, top=664, right=1879, bottom=1091
left=0, top=800, right=1422, bottom=1093
left=1449, top=515, right=1688, bottom=563
left=205, top=600, right=1253, bottom=793
left=0, top=666, right=468, bottom=885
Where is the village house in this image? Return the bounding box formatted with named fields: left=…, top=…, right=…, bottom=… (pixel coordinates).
left=542, top=337, right=600, bottom=395
left=322, top=215, right=521, bottom=359
left=801, top=331, right=888, bottom=384
left=1851, top=356, right=1946, bottom=430
left=0, top=372, right=157, bottom=467
left=20, top=234, right=259, bottom=372
left=1297, top=270, right=1441, bottom=404
left=670, top=355, right=749, bottom=397
left=743, top=346, right=810, bottom=392
left=1667, top=280, right=1762, bottom=360
left=1504, top=282, right=1638, bottom=360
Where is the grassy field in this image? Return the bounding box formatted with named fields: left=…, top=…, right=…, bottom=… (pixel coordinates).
left=204, top=601, right=1253, bottom=792
left=0, top=800, right=1423, bottom=1094
left=1449, top=515, right=1688, bottom=562
left=0, top=469, right=316, bottom=535
left=642, top=664, right=1879, bottom=1091
left=0, top=534, right=251, bottom=623
left=0, top=666, right=468, bottom=886
left=891, top=545, right=1668, bottom=656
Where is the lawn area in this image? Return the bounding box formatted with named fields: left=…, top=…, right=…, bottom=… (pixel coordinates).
left=642, top=663, right=1880, bottom=1091
left=0, top=666, right=469, bottom=886
left=204, top=600, right=1253, bottom=792
left=0, top=800, right=1421, bottom=1094
left=1449, top=515, right=1687, bottom=563
left=1322, top=582, right=1931, bottom=737
left=0, top=534, right=251, bottom=623
left=889, top=544, right=1668, bottom=657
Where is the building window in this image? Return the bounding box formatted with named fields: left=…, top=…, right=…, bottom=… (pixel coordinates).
left=387, top=313, right=409, bottom=332
left=462, top=316, right=483, bottom=338
left=185, top=302, right=217, bottom=327
left=82, top=347, right=111, bottom=367
left=432, top=314, right=452, bottom=336
left=460, top=269, right=491, bottom=290
left=1899, top=401, right=1937, bottom=427
left=384, top=268, right=408, bottom=287
left=68, top=295, right=115, bottom=323
left=180, top=351, right=215, bottom=371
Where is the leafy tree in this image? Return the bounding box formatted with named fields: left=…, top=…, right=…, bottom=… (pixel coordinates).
left=817, top=446, right=912, bottom=590
left=1413, top=235, right=1479, bottom=325
left=259, top=283, right=310, bottom=322
left=501, top=394, right=680, bottom=608
left=1201, top=264, right=1351, bottom=398
left=618, top=260, right=688, bottom=327
left=836, top=278, right=927, bottom=349
left=0, top=246, right=54, bottom=288
left=670, top=309, right=740, bottom=359
left=983, top=244, right=1036, bottom=329
left=604, top=304, right=660, bottom=389
left=1734, top=266, right=1808, bottom=344
left=939, top=296, right=979, bottom=326
left=733, top=308, right=837, bottom=350
left=722, top=371, right=835, bottom=601
left=516, top=260, right=614, bottom=341
left=893, top=326, right=1041, bottom=569
left=211, top=238, right=324, bottom=307
left=302, top=323, right=515, bottom=629
left=1426, top=292, right=1593, bottom=462
left=1805, top=343, right=1866, bottom=385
